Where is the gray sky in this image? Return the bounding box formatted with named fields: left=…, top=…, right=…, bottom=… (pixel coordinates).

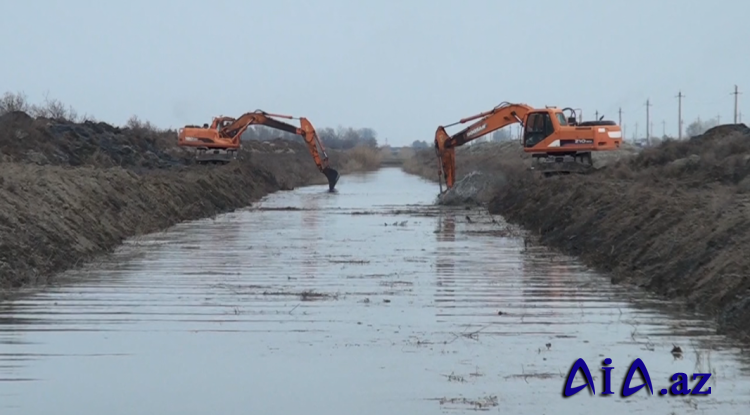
left=1, top=0, right=746, bottom=146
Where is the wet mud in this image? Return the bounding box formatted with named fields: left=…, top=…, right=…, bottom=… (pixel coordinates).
left=2, top=168, right=750, bottom=414
left=402, top=125, right=750, bottom=343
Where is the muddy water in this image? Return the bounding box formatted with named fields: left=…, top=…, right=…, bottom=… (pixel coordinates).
left=2, top=167, right=750, bottom=414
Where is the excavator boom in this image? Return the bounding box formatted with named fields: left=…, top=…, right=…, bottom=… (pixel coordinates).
left=177, top=110, right=340, bottom=191
left=435, top=102, right=533, bottom=190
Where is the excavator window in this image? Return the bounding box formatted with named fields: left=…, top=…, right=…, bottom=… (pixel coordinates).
left=523, top=112, right=554, bottom=148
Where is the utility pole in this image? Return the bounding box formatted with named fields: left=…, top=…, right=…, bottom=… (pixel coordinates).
left=732, top=85, right=742, bottom=123
left=595, top=110, right=599, bottom=120
left=645, top=99, right=652, bottom=145
left=662, top=120, right=666, bottom=137
left=676, top=91, right=685, bottom=139
left=618, top=107, right=622, bottom=126
left=717, top=114, right=721, bottom=125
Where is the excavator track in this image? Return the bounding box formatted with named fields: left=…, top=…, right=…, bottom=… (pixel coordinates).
left=194, top=148, right=237, bottom=165
left=530, top=152, right=595, bottom=177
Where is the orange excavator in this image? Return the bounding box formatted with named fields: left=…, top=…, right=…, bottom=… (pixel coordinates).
left=177, top=110, right=340, bottom=191
left=434, top=102, right=622, bottom=192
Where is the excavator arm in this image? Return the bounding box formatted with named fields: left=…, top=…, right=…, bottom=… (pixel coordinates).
left=219, top=110, right=340, bottom=191
left=434, top=102, right=533, bottom=191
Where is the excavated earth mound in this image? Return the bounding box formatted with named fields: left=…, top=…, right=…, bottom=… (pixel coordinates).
left=0, top=111, right=189, bottom=168
left=623, top=124, right=750, bottom=188
left=489, top=124, right=750, bottom=339
left=0, top=112, right=349, bottom=293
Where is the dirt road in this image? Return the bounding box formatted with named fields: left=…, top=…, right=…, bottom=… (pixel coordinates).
left=1, top=168, right=748, bottom=414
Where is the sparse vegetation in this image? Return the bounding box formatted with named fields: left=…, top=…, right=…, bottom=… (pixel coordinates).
left=336, top=144, right=383, bottom=173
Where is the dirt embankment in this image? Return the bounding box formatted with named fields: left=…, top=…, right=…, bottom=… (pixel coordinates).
left=0, top=111, right=373, bottom=292
left=403, top=127, right=750, bottom=340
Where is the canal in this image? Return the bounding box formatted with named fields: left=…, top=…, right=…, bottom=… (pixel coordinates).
left=1, top=167, right=748, bottom=414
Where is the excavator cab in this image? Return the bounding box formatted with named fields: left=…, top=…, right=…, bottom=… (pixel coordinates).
left=523, top=111, right=556, bottom=148
left=522, top=107, right=622, bottom=176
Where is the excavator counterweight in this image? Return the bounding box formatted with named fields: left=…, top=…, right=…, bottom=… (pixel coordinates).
left=178, top=110, right=340, bottom=191
left=434, top=102, right=622, bottom=192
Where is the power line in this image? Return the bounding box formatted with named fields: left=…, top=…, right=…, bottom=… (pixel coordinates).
left=675, top=91, right=685, bottom=139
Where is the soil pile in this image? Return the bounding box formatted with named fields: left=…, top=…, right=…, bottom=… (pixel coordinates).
left=621, top=124, right=750, bottom=188
left=0, top=111, right=190, bottom=168
left=488, top=124, right=750, bottom=338
left=0, top=111, right=362, bottom=292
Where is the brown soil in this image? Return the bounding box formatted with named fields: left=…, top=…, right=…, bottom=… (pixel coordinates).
left=0, top=111, right=371, bottom=293
left=403, top=126, right=750, bottom=341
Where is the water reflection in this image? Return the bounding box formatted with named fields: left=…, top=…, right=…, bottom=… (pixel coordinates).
left=520, top=245, right=582, bottom=321
left=435, top=212, right=457, bottom=313
left=2, top=168, right=750, bottom=414
left=435, top=212, right=456, bottom=271
left=300, top=191, right=322, bottom=275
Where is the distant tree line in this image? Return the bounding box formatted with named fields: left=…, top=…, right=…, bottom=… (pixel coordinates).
left=241, top=125, right=379, bottom=150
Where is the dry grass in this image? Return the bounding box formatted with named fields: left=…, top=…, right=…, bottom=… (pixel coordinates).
left=336, top=145, right=383, bottom=173
left=403, top=152, right=439, bottom=180
left=378, top=146, right=416, bottom=166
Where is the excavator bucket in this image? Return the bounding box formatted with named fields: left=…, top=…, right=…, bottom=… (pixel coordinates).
left=322, top=167, right=340, bottom=191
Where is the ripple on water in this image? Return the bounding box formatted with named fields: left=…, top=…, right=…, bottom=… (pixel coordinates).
left=1, top=168, right=749, bottom=414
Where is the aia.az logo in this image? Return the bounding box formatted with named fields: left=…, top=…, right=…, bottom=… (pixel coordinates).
left=563, top=358, right=712, bottom=397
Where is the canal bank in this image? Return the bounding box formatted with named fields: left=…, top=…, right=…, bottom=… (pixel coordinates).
left=0, top=110, right=379, bottom=293
left=402, top=127, right=750, bottom=343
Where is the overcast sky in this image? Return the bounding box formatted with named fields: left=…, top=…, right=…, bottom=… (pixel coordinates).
left=1, top=0, right=746, bottom=146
